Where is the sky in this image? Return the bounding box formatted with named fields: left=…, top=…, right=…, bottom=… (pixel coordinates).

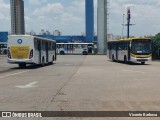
left=0, top=0, right=160, bottom=36
left=109, top=0, right=160, bottom=37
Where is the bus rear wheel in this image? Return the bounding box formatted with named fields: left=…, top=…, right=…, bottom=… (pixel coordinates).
left=60, top=51, right=65, bottom=55
left=141, top=62, right=145, bottom=65
left=124, top=56, right=128, bottom=64
left=112, top=55, right=115, bottom=62
left=49, top=56, right=54, bottom=65
left=83, top=51, right=88, bottom=55
left=41, top=57, right=45, bottom=67
left=18, top=63, right=26, bottom=68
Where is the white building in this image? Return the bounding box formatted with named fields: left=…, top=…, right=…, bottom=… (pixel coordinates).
left=53, top=30, right=61, bottom=36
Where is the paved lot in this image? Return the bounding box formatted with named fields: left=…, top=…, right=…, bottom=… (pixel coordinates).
left=0, top=55, right=160, bottom=120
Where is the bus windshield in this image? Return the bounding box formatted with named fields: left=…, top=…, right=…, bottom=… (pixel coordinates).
left=131, top=40, right=151, bottom=54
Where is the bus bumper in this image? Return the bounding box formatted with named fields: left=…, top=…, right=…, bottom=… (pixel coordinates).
left=7, top=59, right=35, bottom=64
left=130, top=57, right=152, bottom=62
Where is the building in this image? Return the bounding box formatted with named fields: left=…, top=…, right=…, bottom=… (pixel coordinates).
left=107, top=34, right=113, bottom=41
left=97, top=0, right=107, bottom=54
left=0, top=32, right=8, bottom=54
left=40, top=29, right=51, bottom=35
left=85, top=0, right=94, bottom=42
left=53, top=30, right=61, bottom=36
left=10, top=0, right=25, bottom=35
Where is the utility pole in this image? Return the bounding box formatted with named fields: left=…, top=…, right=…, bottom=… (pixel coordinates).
left=126, top=7, right=135, bottom=38
left=122, top=7, right=135, bottom=38
left=127, top=7, right=130, bottom=38
left=122, top=14, right=125, bottom=38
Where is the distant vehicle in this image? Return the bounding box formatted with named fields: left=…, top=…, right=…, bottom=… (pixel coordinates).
left=7, top=35, right=56, bottom=68
left=0, top=43, right=7, bottom=54
left=107, top=37, right=152, bottom=64
left=56, top=43, right=95, bottom=55
left=1, top=48, right=7, bottom=54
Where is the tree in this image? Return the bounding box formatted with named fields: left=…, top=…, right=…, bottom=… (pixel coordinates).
left=151, top=33, right=160, bottom=59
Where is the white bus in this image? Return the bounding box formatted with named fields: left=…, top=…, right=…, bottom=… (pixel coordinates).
left=107, top=37, right=152, bottom=64
left=56, top=43, right=95, bottom=55
left=7, top=35, right=56, bottom=68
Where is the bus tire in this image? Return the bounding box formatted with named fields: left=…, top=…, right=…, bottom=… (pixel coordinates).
left=112, top=55, right=115, bottom=62
left=124, top=56, right=128, bottom=64
left=18, top=63, right=26, bottom=68
left=41, top=57, right=45, bottom=67
left=83, top=51, right=88, bottom=55
left=141, top=62, right=145, bottom=65
left=50, top=56, right=54, bottom=65
left=60, top=51, right=65, bottom=55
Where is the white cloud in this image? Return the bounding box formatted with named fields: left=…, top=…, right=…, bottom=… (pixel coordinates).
left=0, top=0, right=10, bottom=31
left=29, top=0, right=47, bottom=5
left=0, top=12, right=5, bottom=20
left=0, top=0, right=10, bottom=13
left=28, top=1, right=86, bottom=35
left=33, top=3, right=64, bottom=15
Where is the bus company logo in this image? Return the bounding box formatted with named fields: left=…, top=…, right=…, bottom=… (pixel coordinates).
left=2, top=112, right=11, bottom=117
left=17, top=39, right=23, bottom=44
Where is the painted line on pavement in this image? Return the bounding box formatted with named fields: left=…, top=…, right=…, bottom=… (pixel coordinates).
left=16, top=81, right=38, bottom=88
left=122, top=70, right=145, bottom=74
left=0, top=70, right=30, bottom=79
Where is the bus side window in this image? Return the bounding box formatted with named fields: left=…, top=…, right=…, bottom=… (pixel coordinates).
left=112, top=43, right=116, bottom=50
left=78, top=45, right=82, bottom=48
left=119, top=42, right=126, bottom=50
left=35, top=39, right=38, bottom=50
left=64, top=45, right=67, bottom=49
left=42, top=41, right=45, bottom=51
left=60, top=44, right=63, bottom=49
left=82, top=45, right=87, bottom=49
left=124, top=42, right=128, bottom=50
left=52, top=42, right=55, bottom=50
left=57, top=44, right=59, bottom=49
left=108, top=43, right=111, bottom=50
left=118, top=43, right=121, bottom=50
left=48, top=42, right=51, bottom=51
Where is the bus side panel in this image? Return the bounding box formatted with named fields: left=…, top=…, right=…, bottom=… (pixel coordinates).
left=117, top=50, right=128, bottom=61
left=36, top=40, right=41, bottom=64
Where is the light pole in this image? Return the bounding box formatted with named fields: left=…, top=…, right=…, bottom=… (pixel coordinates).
left=122, top=7, right=135, bottom=38
left=122, top=14, right=125, bottom=38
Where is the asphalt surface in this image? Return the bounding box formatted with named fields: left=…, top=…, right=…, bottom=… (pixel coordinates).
left=0, top=55, right=160, bottom=120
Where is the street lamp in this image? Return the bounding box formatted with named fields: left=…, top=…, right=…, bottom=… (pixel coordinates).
left=122, top=14, right=125, bottom=38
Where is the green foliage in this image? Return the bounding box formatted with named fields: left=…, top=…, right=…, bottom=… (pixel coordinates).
left=151, top=33, right=160, bottom=59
